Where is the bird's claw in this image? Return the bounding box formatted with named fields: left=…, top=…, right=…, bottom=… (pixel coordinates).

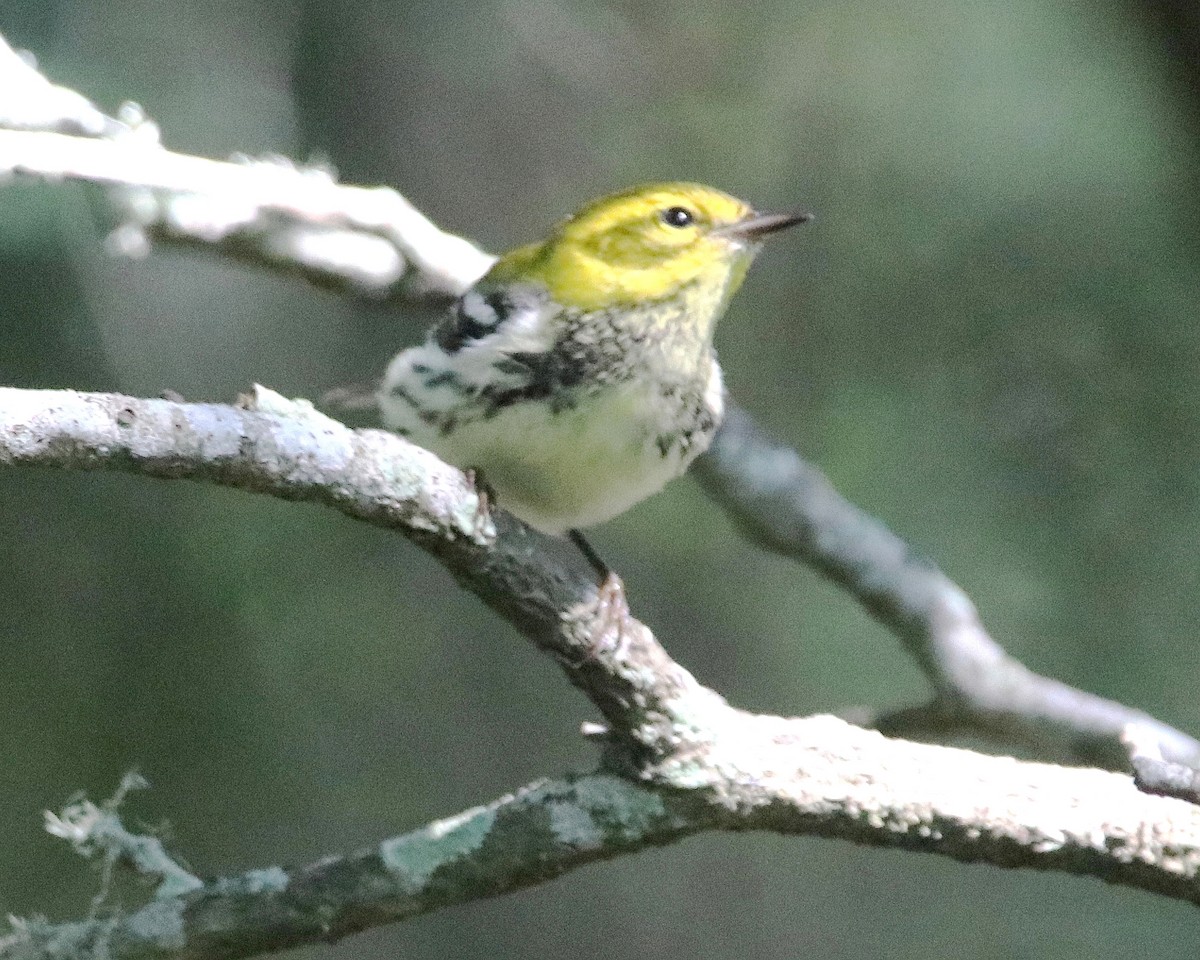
left=590, top=572, right=633, bottom=659
left=464, top=468, right=495, bottom=535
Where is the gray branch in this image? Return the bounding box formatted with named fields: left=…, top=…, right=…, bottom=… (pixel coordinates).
left=3, top=774, right=700, bottom=960
left=2, top=387, right=1200, bottom=960
left=4, top=30, right=1200, bottom=959
left=0, top=33, right=493, bottom=301
left=0, top=386, right=709, bottom=747
left=695, top=404, right=1200, bottom=770
left=11, top=752, right=1197, bottom=960
left=2, top=41, right=1193, bottom=777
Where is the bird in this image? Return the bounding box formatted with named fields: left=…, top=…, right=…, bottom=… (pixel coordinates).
left=375, top=182, right=809, bottom=578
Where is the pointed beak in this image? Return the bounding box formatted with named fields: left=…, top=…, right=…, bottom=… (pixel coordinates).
left=715, top=210, right=813, bottom=241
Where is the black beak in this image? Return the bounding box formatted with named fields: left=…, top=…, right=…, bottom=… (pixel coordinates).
left=715, top=210, right=813, bottom=241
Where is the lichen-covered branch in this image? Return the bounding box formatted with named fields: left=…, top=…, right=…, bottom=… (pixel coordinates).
left=2, top=774, right=704, bottom=960
left=5, top=699, right=1200, bottom=960
left=4, top=29, right=1200, bottom=959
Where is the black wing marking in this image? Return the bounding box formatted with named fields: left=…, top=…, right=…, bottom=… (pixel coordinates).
left=479, top=336, right=615, bottom=416
left=434, top=289, right=514, bottom=354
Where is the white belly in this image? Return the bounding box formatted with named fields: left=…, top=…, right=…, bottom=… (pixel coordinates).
left=386, top=369, right=722, bottom=535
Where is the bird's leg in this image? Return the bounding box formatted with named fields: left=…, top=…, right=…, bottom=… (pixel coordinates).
left=568, top=528, right=611, bottom=581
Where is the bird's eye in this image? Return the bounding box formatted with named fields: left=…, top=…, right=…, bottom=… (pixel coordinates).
left=661, top=206, right=694, bottom=228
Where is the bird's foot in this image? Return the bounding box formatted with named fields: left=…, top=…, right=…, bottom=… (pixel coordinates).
left=590, top=572, right=634, bottom=660
left=464, top=468, right=496, bottom=534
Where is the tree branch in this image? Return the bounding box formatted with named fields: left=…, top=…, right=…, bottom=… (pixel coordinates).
left=0, top=385, right=711, bottom=754
left=695, top=405, right=1200, bottom=770
left=4, top=30, right=1200, bottom=959
left=9, top=737, right=1195, bottom=960
left=2, top=384, right=1200, bottom=955
left=1, top=37, right=1192, bottom=779
left=2, top=774, right=704, bottom=960
left=0, top=37, right=492, bottom=301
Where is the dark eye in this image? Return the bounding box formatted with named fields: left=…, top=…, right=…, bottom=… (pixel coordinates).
left=661, top=206, right=694, bottom=228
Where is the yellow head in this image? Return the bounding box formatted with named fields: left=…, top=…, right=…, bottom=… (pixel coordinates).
left=488, top=182, right=809, bottom=313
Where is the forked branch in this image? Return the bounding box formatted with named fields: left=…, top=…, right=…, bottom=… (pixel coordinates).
left=2, top=31, right=1200, bottom=960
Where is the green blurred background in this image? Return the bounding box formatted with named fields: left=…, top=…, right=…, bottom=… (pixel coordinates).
left=3, top=0, right=1200, bottom=956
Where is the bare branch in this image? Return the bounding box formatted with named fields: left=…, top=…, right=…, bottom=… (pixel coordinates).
left=2, top=386, right=1200, bottom=925
left=0, top=386, right=711, bottom=753
left=0, top=35, right=128, bottom=137
left=4, top=31, right=1200, bottom=958
left=695, top=405, right=1200, bottom=770
left=7, top=102, right=1185, bottom=776
left=5, top=40, right=1187, bottom=775
left=0, top=127, right=494, bottom=299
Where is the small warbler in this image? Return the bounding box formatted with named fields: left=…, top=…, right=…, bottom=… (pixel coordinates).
left=378, top=182, right=808, bottom=563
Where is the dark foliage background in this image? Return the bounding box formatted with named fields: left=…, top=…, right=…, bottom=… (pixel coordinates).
left=2, top=1, right=1199, bottom=956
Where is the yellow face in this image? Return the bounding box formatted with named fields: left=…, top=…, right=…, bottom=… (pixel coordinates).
left=490, top=182, right=768, bottom=313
